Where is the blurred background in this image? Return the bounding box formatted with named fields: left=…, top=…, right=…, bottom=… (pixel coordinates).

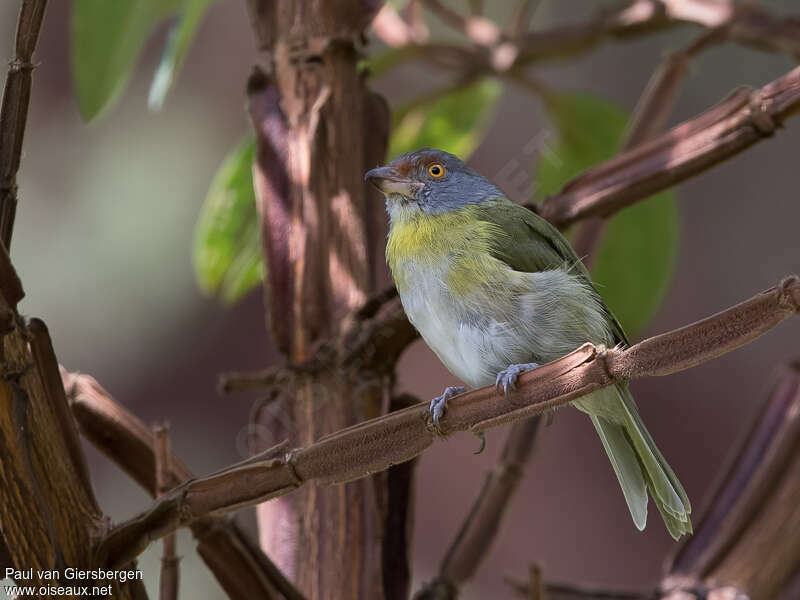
left=1, top=1, right=799, bottom=598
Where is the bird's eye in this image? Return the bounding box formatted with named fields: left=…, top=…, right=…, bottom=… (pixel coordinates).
left=427, top=163, right=445, bottom=178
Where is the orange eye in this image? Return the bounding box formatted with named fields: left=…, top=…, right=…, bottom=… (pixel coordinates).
left=427, top=163, right=445, bottom=178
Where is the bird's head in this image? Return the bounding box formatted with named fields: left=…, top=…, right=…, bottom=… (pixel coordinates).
left=365, top=148, right=502, bottom=221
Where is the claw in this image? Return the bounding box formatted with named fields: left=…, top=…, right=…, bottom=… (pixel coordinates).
left=495, top=363, right=540, bottom=397
left=429, top=385, right=466, bottom=430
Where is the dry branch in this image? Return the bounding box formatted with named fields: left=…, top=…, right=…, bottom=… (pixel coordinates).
left=375, top=0, right=800, bottom=78
left=507, top=360, right=800, bottom=600
left=0, top=3, right=146, bottom=597
left=539, top=65, right=800, bottom=228
left=62, top=371, right=303, bottom=600
left=0, top=0, right=47, bottom=249
left=665, top=361, right=800, bottom=599
left=97, top=276, right=800, bottom=568
left=154, top=424, right=179, bottom=600
left=414, top=417, right=543, bottom=599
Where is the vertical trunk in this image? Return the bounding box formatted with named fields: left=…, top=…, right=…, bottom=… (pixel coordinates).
left=246, top=2, right=392, bottom=598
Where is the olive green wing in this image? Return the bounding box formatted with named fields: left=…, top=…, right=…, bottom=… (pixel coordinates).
left=475, top=199, right=630, bottom=346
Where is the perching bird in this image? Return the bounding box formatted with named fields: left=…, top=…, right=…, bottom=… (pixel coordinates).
left=365, top=148, right=691, bottom=539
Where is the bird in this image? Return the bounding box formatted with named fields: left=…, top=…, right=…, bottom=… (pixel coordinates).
left=365, top=148, right=692, bottom=539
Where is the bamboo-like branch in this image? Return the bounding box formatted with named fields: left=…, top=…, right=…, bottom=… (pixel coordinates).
left=154, top=424, right=179, bottom=600
left=96, top=276, right=800, bottom=568
left=539, top=65, right=800, bottom=228
left=507, top=360, right=800, bottom=600
left=62, top=371, right=305, bottom=600
left=0, top=0, right=47, bottom=249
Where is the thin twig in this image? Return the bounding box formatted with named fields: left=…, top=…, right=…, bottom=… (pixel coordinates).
left=507, top=0, right=538, bottom=41
left=505, top=576, right=655, bottom=600
left=374, top=0, right=800, bottom=80
left=154, top=423, right=179, bottom=600
left=414, top=417, right=543, bottom=599
left=421, top=0, right=500, bottom=46
left=0, top=0, right=48, bottom=249
left=528, top=564, right=543, bottom=600
left=96, top=276, right=800, bottom=568
left=571, top=22, right=729, bottom=261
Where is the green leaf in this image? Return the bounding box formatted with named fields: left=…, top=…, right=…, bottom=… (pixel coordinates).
left=389, top=79, right=501, bottom=159
left=71, top=0, right=181, bottom=121
left=591, top=191, right=678, bottom=338
left=148, top=0, right=213, bottom=110
left=193, top=136, right=265, bottom=304
left=536, top=91, right=679, bottom=338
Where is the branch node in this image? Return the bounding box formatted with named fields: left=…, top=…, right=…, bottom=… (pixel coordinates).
left=283, top=450, right=303, bottom=487
left=8, top=58, right=37, bottom=73
left=748, top=94, right=778, bottom=135
left=777, top=275, right=800, bottom=312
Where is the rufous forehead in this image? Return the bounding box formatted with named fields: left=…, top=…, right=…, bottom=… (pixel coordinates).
left=390, top=154, right=439, bottom=176
left=389, top=157, right=415, bottom=177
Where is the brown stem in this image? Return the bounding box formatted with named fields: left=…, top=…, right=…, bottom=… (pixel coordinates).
left=421, top=0, right=500, bottom=46
left=506, top=577, right=655, bottom=600
left=96, top=276, right=800, bottom=568
left=379, top=0, right=800, bottom=79
left=154, top=424, right=179, bottom=600
left=538, top=65, right=800, bottom=228
left=509, top=359, right=800, bottom=600
left=62, top=371, right=304, bottom=600
left=665, top=361, right=800, bottom=599
left=0, top=0, right=47, bottom=249
left=572, top=23, right=727, bottom=262
left=414, top=417, right=543, bottom=599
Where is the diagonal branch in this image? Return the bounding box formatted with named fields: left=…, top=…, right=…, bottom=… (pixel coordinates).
left=538, top=65, right=800, bottom=228
left=507, top=359, right=800, bottom=600
left=414, top=417, right=544, bottom=600
left=96, top=276, right=800, bottom=568
left=62, top=371, right=305, bottom=600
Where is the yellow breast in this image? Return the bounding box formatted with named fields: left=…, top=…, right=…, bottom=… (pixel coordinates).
left=386, top=207, right=510, bottom=295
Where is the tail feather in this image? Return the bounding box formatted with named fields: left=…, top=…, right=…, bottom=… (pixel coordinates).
left=590, top=415, right=648, bottom=530
left=585, top=386, right=692, bottom=540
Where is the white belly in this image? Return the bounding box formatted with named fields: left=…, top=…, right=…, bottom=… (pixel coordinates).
left=397, top=265, right=527, bottom=388
left=395, top=262, right=615, bottom=389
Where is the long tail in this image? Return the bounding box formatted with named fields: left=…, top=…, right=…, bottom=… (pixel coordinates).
left=586, top=385, right=692, bottom=540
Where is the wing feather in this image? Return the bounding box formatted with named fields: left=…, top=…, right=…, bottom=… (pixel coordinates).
left=474, top=198, right=630, bottom=346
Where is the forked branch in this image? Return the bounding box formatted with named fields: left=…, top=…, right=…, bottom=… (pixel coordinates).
left=96, top=276, right=800, bottom=568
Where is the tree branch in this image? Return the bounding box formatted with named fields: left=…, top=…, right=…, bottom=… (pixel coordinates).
left=539, top=65, right=800, bottom=228
left=507, top=358, right=800, bottom=600
left=0, top=0, right=47, bottom=249
left=96, top=276, right=800, bottom=568
left=62, top=371, right=305, bottom=600
left=374, top=0, right=800, bottom=79
left=414, top=417, right=543, bottom=599
left=664, top=360, right=800, bottom=599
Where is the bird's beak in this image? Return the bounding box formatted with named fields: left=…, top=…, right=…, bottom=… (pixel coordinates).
left=365, top=166, right=421, bottom=197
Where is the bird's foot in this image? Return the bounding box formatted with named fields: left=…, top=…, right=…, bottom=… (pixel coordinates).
left=429, top=386, right=466, bottom=431
left=495, top=363, right=539, bottom=396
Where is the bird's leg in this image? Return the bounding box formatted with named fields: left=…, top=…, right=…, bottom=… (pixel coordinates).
left=495, top=363, right=540, bottom=396
left=429, top=385, right=466, bottom=430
